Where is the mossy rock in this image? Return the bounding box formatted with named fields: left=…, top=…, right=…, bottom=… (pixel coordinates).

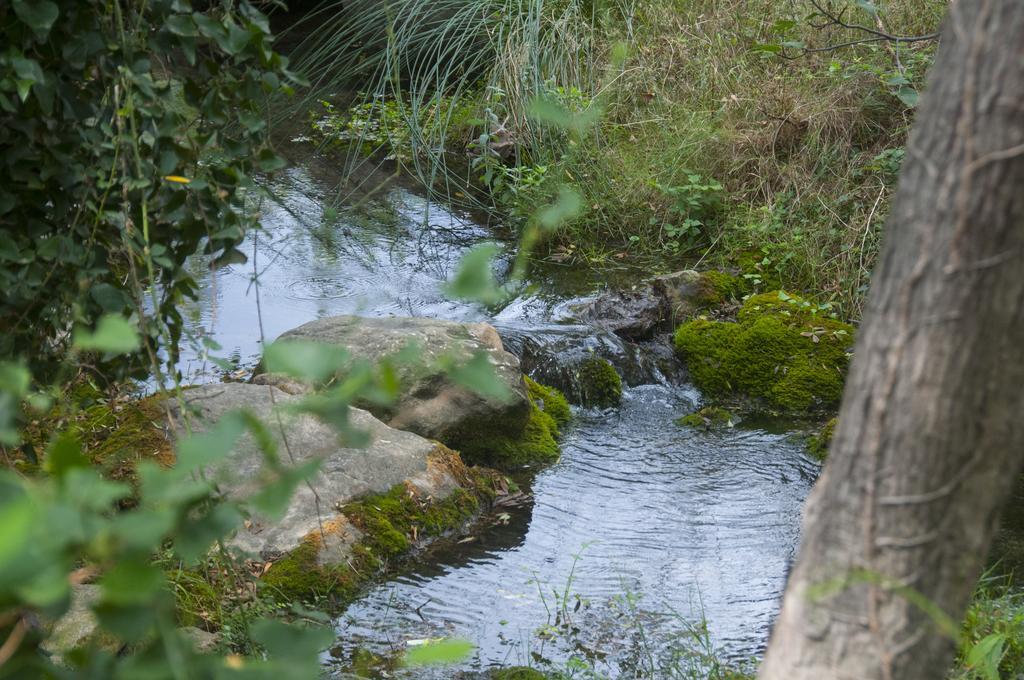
left=674, top=291, right=854, bottom=413
left=577, top=357, right=622, bottom=408
left=676, top=406, right=737, bottom=430
left=490, top=667, right=550, bottom=680
left=471, top=399, right=560, bottom=470
left=262, top=469, right=491, bottom=602
left=525, top=376, right=571, bottom=432
left=807, top=417, right=838, bottom=460
left=695, top=270, right=748, bottom=308
left=26, top=384, right=174, bottom=482
left=735, top=250, right=784, bottom=291
left=462, top=378, right=570, bottom=470
left=260, top=537, right=361, bottom=602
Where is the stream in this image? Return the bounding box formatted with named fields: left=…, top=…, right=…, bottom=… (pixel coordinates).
left=181, top=165, right=820, bottom=677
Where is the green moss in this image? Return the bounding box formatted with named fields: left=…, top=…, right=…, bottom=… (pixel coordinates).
left=525, top=376, right=571, bottom=431
left=696, top=270, right=747, bottom=307
left=806, top=417, right=837, bottom=460
left=676, top=406, right=737, bottom=429
left=472, top=400, right=561, bottom=470
left=461, top=378, right=568, bottom=470
left=735, top=250, right=784, bottom=291
left=348, top=647, right=398, bottom=676
left=490, top=667, right=550, bottom=680
left=674, top=291, right=854, bottom=413
left=578, top=357, right=622, bottom=408
left=260, top=538, right=359, bottom=602
left=263, top=463, right=492, bottom=602
left=345, top=484, right=481, bottom=560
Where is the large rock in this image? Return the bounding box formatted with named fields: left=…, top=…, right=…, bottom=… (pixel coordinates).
left=266, top=316, right=532, bottom=461
left=167, top=383, right=468, bottom=562
left=41, top=585, right=107, bottom=660
left=572, top=287, right=667, bottom=340
left=570, top=270, right=739, bottom=341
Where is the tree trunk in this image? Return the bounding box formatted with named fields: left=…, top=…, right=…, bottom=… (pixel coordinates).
left=759, top=3, right=1024, bottom=680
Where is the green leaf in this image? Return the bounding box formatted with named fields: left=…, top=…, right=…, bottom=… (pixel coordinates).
left=896, top=85, right=919, bottom=108
left=90, top=283, right=129, bottom=313
left=109, top=508, right=176, bottom=553
left=175, top=410, right=247, bottom=472
left=402, top=638, right=474, bottom=667
left=100, top=561, right=166, bottom=605
left=73, top=314, right=141, bottom=355
left=448, top=351, right=513, bottom=401
left=445, top=243, right=503, bottom=304
left=166, top=14, right=198, bottom=37
left=262, top=340, right=350, bottom=383
left=856, top=0, right=879, bottom=16
left=63, top=468, right=132, bottom=511
left=249, top=618, right=335, bottom=663
left=175, top=502, right=242, bottom=564
left=43, top=433, right=89, bottom=478
left=257, top=148, right=286, bottom=172
left=528, top=97, right=602, bottom=135
left=0, top=477, right=34, bottom=576
left=0, top=362, right=30, bottom=445
left=249, top=459, right=321, bottom=520
left=13, top=0, right=60, bottom=39
left=537, top=187, right=582, bottom=231
left=966, top=633, right=1005, bottom=680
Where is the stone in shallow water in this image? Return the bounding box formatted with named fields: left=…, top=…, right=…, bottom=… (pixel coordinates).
left=167, top=382, right=464, bottom=562
left=267, top=315, right=533, bottom=464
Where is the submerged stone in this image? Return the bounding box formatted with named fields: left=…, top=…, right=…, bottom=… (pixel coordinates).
left=676, top=406, right=738, bottom=430
left=674, top=291, right=854, bottom=413
left=577, top=357, right=622, bottom=408
left=490, top=667, right=549, bottom=680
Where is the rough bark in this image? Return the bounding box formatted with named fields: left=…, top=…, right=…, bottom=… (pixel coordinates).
left=759, top=3, right=1024, bottom=680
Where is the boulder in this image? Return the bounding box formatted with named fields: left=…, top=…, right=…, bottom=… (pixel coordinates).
left=166, top=383, right=469, bottom=562
left=569, top=270, right=744, bottom=341
left=572, top=288, right=667, bottom=340
left=180, top=626, right=219, bottom=653
left=266, top=316, right=533, bottom=463
left=41, top=585, right=116, bottom=661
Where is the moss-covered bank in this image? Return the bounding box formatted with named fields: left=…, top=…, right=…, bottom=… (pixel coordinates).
left=674, top=291, right=854, bottom=414
left=806, top=417, right=838, bottom=460
left=461, top=378, right=571, bottom=470
left=262, top=445, right=507, bottom=602
left=577, top=357, right=622, bottom=408
left=23, top=382, right=173, bottom=481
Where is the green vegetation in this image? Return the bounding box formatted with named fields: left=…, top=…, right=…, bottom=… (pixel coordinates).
left=953, top=577, right=1024, bottom=680
left=4, top=0, right=1019, bottom=677
left=262, top=457, right=495, bottom=602
left=470, top=397, right=560, bottom=470
left=578, top=357, right=623, bottom=408
left=807, top=417, right=838, bottom=460
left=460, top=378, right=569, bottom=470
left=298, top=0, right=944, bottom=318
left=491, top=667, right=550, bottom=680
left=677, top=407, right=737, bottom=430
left=0, top=0, right=300, bottom=384
left=526, top=376, right=572, bottom=432
left=674, top=291, right=854, bottom=413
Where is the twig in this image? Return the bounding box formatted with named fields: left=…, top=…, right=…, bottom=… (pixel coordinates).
left=0, top=618, right=27, bottom=667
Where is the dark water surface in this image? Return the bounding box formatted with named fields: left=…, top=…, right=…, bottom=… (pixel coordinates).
left=182, top=166, right=818, bottom=677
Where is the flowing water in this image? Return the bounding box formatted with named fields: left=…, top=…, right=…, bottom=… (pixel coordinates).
left=182, top=165, right=820, bottom=677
